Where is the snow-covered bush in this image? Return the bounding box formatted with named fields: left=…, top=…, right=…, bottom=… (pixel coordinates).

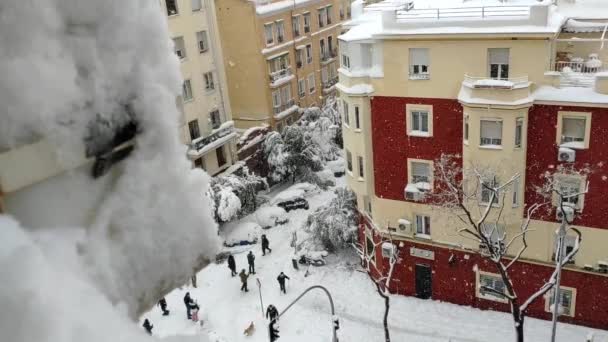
left=305, top=187, right=358, bottom=251
left=210, top=168, right=268, bottom=222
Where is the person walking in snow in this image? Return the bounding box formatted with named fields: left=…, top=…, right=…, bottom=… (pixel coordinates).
left=261, top=234, right=272, bottom=256
left=247, top=251, right=255, bottom=274
left=227, top=253, right=237, bottom=277
left=239, top=269, right=250, bottom=292
left=142, top=318, right=153, bottom=335
left=277, top=272, right=290, bottom=294
left=191, top=301, right=200, bottom=322
left=158, top=297, right=169, bottom=316
left=266, top=304, right=279, bottom=322
left=184, top=292, right=194, bottom=319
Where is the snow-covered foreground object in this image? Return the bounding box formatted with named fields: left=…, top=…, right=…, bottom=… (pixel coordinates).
left=144, top=179, right=608, bottom=342
left=0, top=0, right=219, bottom=341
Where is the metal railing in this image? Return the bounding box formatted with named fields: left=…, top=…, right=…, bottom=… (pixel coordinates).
left=273, top=99, right=296, bottom=115
left=463, top=74, right=529, bottom=88
left=189, top=124, right=234, bottom=152
left=396, top=5, right=530, bottom=21
left=553, top=61, right=606, bottom=74
left=269, top=68, right=293, bottom=83
left=323, top=77, right=339, bottom=89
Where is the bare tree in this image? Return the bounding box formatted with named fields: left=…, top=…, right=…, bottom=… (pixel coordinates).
left=353, top=230, right=399, bottom=342
left=432, top=154, right=588, bottom=342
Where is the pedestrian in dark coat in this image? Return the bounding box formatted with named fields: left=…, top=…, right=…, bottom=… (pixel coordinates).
left=158, top=297, right=169, bottom=316
left=277, top=272, right=290, bottom=294
left=247, top=251, right=255, bottom=274
left=239, top=269, right=249, bottom=292
left=184, top=292, right=194, bottom=319
left=142, top=318, right=153, bottom=335
left=266, top=304, right=279, bottom=322
left=227, top=254, right=237, bottom=277
left=261, top=234, right=272, bottom=255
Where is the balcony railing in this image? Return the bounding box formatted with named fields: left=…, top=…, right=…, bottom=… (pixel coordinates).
left=463, top=74, right=529, bottom=89
left=553, top=61, right=606, bottom=74
left=321, top=49, right=338, bottom=63
left=323, top=77, right=339, bottom=89
left=269, top=68, right=293, bottom=83
left=396, top=5, right=530, bottom=21
left=189, top=124, right=234, bottom=153
left=273, top=99, right=296, bottom=115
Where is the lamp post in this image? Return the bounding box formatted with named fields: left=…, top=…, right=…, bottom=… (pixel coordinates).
left=257, top=278, right=264, bottom=317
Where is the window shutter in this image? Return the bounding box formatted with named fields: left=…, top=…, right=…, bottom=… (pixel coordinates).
left=410, top=48, right=429, bottom=65
left=481, top=121, right=502, bottom=139
left=489, top=48, right=509, bottom=64
left=562, top=118, right=585, bottom=138
left=411, top=162, right=429, bottom=178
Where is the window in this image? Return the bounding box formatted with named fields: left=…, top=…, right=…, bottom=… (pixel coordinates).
left=272, top=90, right=281, bottom=108
left=191, top=0, right=202, bottom=12
left=264, top=23, right=274, bottom=45
left=210, top=110, right=221, bottom=129
left=346, top=150, right=353, bottom=172
left=552, top=234, right=577, bottom=263
left=166, top=0, right=178, bottom=15
left=321, top=66, right=328, bottom=83
left=204, top=71, right=215, bottom=91
left=216, top=146, right=227, bottom=167
left=515, top=118, right=523, bottom=148
left=303, top=12, right=311, bottom=33
left=197, top=31, right=209, bottom=53
left=182, top=79, right=193, bottom=101
left=354, top=106, right=360, bottom=129
left=409, top=48, right=429, bottom=79
left=480, top=223, right=505, bottom=253
left=340, top=5, right=345, bottom=20
left=173, top=37, right=186, bottom=59
left=480, top=177, right=499, bottom=205
left=545, top=287, right=576, bottom=317
left=188, top=120, right=200, bottom=140
left=292, top=15, right=300, bottom=37
left=464, top=115, right=469, bottom=142
left=410, top=161, right=431, bottom=185
left=320, top=39, right=326, bottom=60
left=366, top=235, right=375, bottom=264
left=318, top=9, right=326, bottom=28
left=489, top=48, right=509, bottom=80
left=296, top=49, right=304, bottom=68
left=308, top=73, right=315, bottom=93
left=326, top=5, right=333, bottom=24
left=277, top=121, right=284, bottom=133
left=358, top=156, right=364, bottom=178
left=415, top=215, right=431, bottom=238
left=342, top=100, right=349, bottom=126
left=406, top=104, right=433, bottom=137
left=298, top=78, right=306, bottom=98
left=276, top=20, right=285, bottom=43
left=269, top=54, right=289, bottom=73
left=306, top=44, right=313, bottom=64
left=512, top=177, right=519, bottom=207
left=328, top=36, right=334, bottom=55
left=364, top=196, right=372, bottom=218
left=194, top=157, right=205, bottom=169
left=280, top=86, right=292, bottom=106
left=557, top=112, right=591, bottom=149
left=561, top=117, right=586, bottom=144
left=411, top=110, right=429, bottom=134
left=557, top=177, right=583, bottom=209
left=341, top=54, right=350, bottom=68
left=480, top=120, right=502, bottom=146
left=477, top=272, right=507, bottom=302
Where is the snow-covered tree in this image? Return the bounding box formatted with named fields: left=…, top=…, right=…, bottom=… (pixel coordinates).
left=305, top=187, right=358, bottom=251
left=210, top=168, right=268, bottom=222
left=432, top=154, right=589, bottom=342
left=263, top=131, right=289, bottom=182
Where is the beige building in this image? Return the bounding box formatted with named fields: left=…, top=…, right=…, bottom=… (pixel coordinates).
left=340, top=0, right=608, bottom=328
left=214, top=0, right=352, bottom=131
left=163, top=0, right=238, bottom=175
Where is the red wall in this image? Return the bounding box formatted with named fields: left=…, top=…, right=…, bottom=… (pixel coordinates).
left=371, top=96, right=463, bottom=201
left=361, top=217, right=608, bottom=330
left=526, top=105, right=608, bottom=229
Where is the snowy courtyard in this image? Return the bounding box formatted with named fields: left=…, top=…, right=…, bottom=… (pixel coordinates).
left=142, top=177, right=608, bottom=342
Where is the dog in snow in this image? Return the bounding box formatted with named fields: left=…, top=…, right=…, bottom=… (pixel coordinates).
left=243, top=321, right=255, bottom=336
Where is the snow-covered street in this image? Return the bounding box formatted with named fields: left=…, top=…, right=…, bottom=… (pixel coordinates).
left=142, top=178, right=608, bottom=342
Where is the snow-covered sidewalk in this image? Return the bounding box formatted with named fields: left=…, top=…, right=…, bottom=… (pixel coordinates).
left=142, top=178, right=608, bottom=342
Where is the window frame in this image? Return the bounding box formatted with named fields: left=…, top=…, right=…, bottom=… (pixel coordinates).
left=358, top=156, right=364, bottom=179
left=166, top=0, right=179, bottom=16
left=414, top=214, right=431, bottom=239
left=409, top=48, right=430, bottom=80
left=346, top=150, right=353, bottom=173
left=173, top=36, right=186, bottom=60
left=203, top=71, right=215, bottom=91
left=188, top=119, right=200, bottom=140
left=210, top=109, right=221, bottom=130
left=308, top=73, right=316, bottom=94
left=303, top=12, right=311, bottom=33
left=556, top=111, right=592, bottom=150
left=479, top=118, right=503, bottom=148
left=408, top=158, right=433, bottom=191
left=216, top=146, right=227, bottom=167
left=342, top=100, right=349, bottom=126
left=182, top=79, right=193, bottom=102
left=476, top=270, right=508, bottom=303
left=306, top=44, right=313, bottom=64
left=545, top=286, right=577, bottom=317
left=264, top=22, right=275, bottom=46
left=354, top=106, right=361, bottom=130
left=191, top=0, right=202, bottom=12
left=480, top=176, right=500, bottom=206
left=298, top=78, right=306, bottom=98
left=464, top=114, right=470, bottom=144
left=275, top=20, right=285, bottom=43
left=552, top=234, right=577, bottom=264
left=552, top=174, right=586, bottom=211
left=488, top=48, right=510, bottom=80
left=406, top=104, right=433, bottom=137
left=292, top=15, right=301, bottom=37
left=196, top=30, right=209, bottom=53
left=514, top=117, right=523, bottom=149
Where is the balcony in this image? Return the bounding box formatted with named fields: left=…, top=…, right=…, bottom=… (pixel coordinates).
left=273, top=99, right=296, bottom=115
left=188, top=122, right=236, bottom=158
left=320, top=49, right=338, bottom=64
left=322, top=77, right=339, bottom=93
left=459, top=74, right=533, bottom=108
left=269, top=68, right=293, bottom=87
left=548, top=60, right=607, bottom=88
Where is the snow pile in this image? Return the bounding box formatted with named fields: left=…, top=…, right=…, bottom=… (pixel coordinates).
left=0, top=0, right=220, bottom=340
left=256, top=206, right=288, bottom=228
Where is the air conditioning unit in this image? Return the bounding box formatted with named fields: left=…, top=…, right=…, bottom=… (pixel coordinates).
left=558, top=147, right=575, bottom=163
left=556, top=205, right=575, bottom=222
left=598, top=261, right=608, bottom=274
left=398, top=218, right=411, bottom=232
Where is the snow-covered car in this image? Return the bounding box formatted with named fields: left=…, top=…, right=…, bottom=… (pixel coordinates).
left=256, top=206, right=289, bottom=229
left=327, top=159, right=345, bottom=177
left=277, top=198, right=309, bottom=212
left=223, top=222, right=260, bottom=247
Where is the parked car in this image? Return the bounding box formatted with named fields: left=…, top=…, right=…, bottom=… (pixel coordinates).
left=256, top=206, right=289, bottom=229
left=223, top=222, right=260, bottom=247
left=276, top=197, right=309, bottom=212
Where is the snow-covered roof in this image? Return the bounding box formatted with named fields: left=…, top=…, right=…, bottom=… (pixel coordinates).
left=533, top=86, right=608, bottom=105
left=254, top=0, right=322, bottom=16
left=563, top=19, right=608, bottom=33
